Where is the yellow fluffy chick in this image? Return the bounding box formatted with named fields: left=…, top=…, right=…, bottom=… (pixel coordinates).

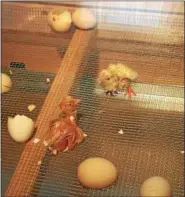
left=108, top=63, right=138, bottom=93
left=98, top=63, right=138, bottom=99
left=98, top=69, right=119, bottom=96
left=108, top=63, right=138, bottom=81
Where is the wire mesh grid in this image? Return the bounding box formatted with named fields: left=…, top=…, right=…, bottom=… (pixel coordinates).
left=2, top=2, right=184, bottom=197
left=98, top=9, right=184, bottom=28
left=1, top=2, right=184, bottom=36
left=27, top=32, right=184, bottom=197
left=97, top=43, right=184, bottom=86
left=97, top=9, right=184, bottom=45
left=1, top=2, right=76, bottom=35
left=3, top=30, right=93, bottom=197
left=1, top=67, right=55, bottom=195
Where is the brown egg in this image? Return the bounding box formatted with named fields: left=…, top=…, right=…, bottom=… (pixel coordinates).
left=140, top=176, right=172, bottom=197
left=77, top=157, right=118, bottom=189
left=72, top=8, right=96, bottom=30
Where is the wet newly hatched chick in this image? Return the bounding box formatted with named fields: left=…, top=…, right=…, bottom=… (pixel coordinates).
left=98, top=69, right=119, bottom=96
left=46, top=96, right=85, bottom=154
left=59, top=96, right=80, bottom=119
left=108, top=63, right=138, bottom=99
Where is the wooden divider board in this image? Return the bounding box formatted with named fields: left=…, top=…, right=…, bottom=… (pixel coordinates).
left=5, top=29, right=94, bottom=197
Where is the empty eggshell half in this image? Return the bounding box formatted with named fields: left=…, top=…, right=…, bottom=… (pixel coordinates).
left=140, top=176, right=172, bottom=197
left=8, top=115, right=35, bottom=143
left=47, top=8, right=72, bottom=32
left=72, top=8, right=96, bottom=30
left=1, top=73, right=12, bottom=93
left=77, top=157, right=118, bottom=189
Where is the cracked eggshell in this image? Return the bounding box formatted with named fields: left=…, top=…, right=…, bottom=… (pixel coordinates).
left=72, top=8, right=96, bottom=30
left=47, top=8, right=72, bottom=32
left=8, top=115, right=35, bottom=143
left=1, top=73, right=12, bottom=93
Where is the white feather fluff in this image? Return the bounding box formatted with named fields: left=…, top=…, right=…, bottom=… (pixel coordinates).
left=98, top=69, right=118, bottom=90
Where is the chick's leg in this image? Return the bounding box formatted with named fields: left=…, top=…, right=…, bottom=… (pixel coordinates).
left=125, top=86, right=136, bottom=99
left=106, top=90, right=114, bottom=96
left=121, top=78, right=136, bottom=99
left=110, top=91, right=114, bottom=96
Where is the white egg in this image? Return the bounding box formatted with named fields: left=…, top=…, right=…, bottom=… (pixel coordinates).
left=77, top=157, right=118, bottom=189
left=47, top=8, right=72, bottom=32
left=8, top=115, right=35, bottom=143
left=140, top=176, right=172, bottom=197
left=72, top=8, right=96, bottom=30
left=1, top=73, right=12, bottom=93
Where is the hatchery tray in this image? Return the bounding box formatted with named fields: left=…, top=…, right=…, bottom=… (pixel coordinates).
left=3, top=2, right=184, bottom=196
left=1, top=66, right=55, bottom=195
left=4, top=30, right=184, bottom=197
left=32, top=98, right=184, bottom=197
left=30, top=41, right=184, bottom=197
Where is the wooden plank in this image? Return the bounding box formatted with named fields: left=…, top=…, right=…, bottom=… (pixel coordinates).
left=2, top=2, right=183, bottom=45
left=37, top=2, right=184, bottom=13
left=1, top=1, right=77, bottom=12
left=98, top=51, right=184, bottom=86
left=97, top=37, right=184, bottom=54
left=97, top=27, right=184, bottom=45
left=2, top=42, right=62, bottom=73
left=4, top=29, right=94, bottom=197
left=3, top=1, right=184, bottom=14
left=2, top=30, right=74, bottom=47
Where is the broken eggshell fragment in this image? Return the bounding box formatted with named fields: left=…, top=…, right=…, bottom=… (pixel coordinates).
left=47, top=8, right=72, bottom=33
left=1, top=73, right=13, bottom=93
left=8, top=115, right=35, bottom=143
left=28, top=104, right=36, bottom=112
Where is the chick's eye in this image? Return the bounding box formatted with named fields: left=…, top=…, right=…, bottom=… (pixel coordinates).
left=107, top=78, right=110, bottom=80
left=68, top=102, right=74, bottom=106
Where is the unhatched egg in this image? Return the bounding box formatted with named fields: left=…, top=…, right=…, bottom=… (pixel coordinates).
left=140, top=176, right=172, bottom=197
left=77, top=157, right=118, bottom=189
left=47, top=8, right=72, bottom=33
left=72, top=8, right=96, bottom=30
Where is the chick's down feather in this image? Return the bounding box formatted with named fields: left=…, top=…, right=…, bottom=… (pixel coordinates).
left=108, top=63, right=138, bottom=81
left=98, top=69, right=118, bottom=91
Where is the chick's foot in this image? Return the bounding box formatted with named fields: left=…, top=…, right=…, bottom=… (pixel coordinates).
left=106, top=90, right=114, bottom=96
